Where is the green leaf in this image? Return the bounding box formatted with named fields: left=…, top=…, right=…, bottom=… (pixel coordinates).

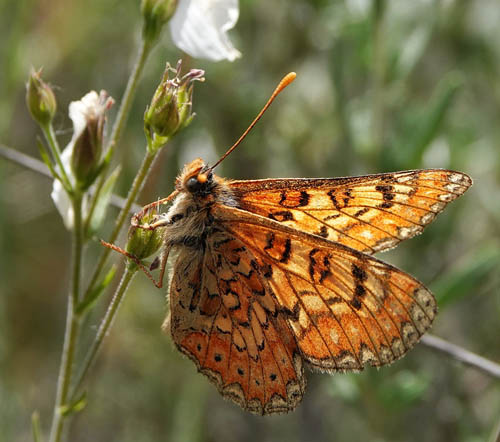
left=87, top=166, right=121, bottom=235
left=60, top=391, right=87, bottom=417
left=407, top=72, right=463, bottom=165
left=31, top=411, right=43, bottom=442
left=432, top=246, right=500, bottom=308
left=76, top=265, right=117, bottom=316
left=392, top=25, right=433, bottom=83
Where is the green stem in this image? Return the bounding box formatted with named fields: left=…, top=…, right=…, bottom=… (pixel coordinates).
left=31, top=411, right=42, bottom=442
left=84, top=38, right=153, bottom=234
left=49, top=193, right=84, bottom=442
left=110, top=39, right=152, bottom=153
left=70, top=266, right=137, bottom=402
left=83, top=150, right=158, bottom=302
left=42, top=123, right=72, bottom=190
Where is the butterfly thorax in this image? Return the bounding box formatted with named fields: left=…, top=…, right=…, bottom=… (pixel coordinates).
left=160, top=158, right=237, bottom=249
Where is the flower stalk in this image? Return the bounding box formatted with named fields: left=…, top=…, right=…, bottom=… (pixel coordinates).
left=42, top=124, right=73, bottom=192
left=70, top=267, right=138, bottom=403
left=49, top=193, right=84, bottom=442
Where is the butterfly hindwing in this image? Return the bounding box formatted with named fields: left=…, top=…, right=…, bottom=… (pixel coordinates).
left=168, top=232, right=305, bottom=415
left=215, top=205, right=437, bottom=371
left=231, top=169, right=472, bottom=254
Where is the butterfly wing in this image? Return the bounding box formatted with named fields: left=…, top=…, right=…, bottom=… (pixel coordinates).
left=230, top=169, right=472, bottom=254
left=167, top=235, right=305, bottom=415
left=214, top=205, right=437, bottom=371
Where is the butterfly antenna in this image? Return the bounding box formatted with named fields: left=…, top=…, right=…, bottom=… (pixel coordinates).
left=209, top=72, right=296, bottom=171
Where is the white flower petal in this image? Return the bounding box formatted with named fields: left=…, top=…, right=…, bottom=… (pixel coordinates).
left=68, top=91, right=100, bottom=140
left=51, top=143, right=75, bottom=229
left=170, top=0, right=241, bottom=62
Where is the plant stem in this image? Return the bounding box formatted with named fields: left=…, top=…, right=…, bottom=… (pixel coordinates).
left=83, top=150, right=158, bottom=303
left=421, top=334, right=500, bottom=379
left=110, top=39, right=152, bottom=153
left=70, top=266, right=137, bottom=402
left=85, top=39, right=153, bottom=231
left=31, top=411, right=42, bottom=442
left=42, top=123, right=72, bottom=190
left=49, top=193, right=84, bottom=442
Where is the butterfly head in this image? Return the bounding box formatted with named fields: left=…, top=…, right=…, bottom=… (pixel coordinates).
left=177, top=158, right=216, bottom=197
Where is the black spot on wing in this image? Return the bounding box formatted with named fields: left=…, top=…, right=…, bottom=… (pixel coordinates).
left=268, top=210, right=294, bottom=222
left=354, top=208, right=370, bottom=217
left=375, top=184, right=396, bottom=202
left=299, top=191, right=310, bottom=206
left=327, top=190, right=341, bottom=209
left=279, top=239, right=291, bottom=263
left=352, top=263, right=367, bottom=282
left=316, top=225, right=329, bottom=238
left=378, top=201, right=394, bottom=209
left=264, top=232, right=275, bottom=250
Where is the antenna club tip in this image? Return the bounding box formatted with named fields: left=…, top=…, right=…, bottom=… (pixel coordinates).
left=277, top=72, right=297, bottom=92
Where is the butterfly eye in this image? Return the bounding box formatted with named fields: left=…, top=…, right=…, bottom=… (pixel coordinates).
left=186, top=176, right=204, bottom=193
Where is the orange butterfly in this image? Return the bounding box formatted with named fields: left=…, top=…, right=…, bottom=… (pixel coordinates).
left=114, top=73, right=472, bottom=415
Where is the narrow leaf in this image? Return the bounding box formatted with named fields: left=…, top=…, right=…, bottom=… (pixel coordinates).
left=432, top=246, right=500, bottom=308
left=60, top=391, right=87, bottom=417
left=88, top=166, right=121, bottom=234
left=76, top=265, right=117, bottom=316
left=408, top=72, right=463, bottom=165
left=31, top=411, right=43, bottom=442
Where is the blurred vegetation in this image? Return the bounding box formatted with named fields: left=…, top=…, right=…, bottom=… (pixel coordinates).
left=1, top=0, right=500, bottom=441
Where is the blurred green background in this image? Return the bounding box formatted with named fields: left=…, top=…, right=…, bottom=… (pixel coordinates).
left=1, top=0, right=500, bottom=441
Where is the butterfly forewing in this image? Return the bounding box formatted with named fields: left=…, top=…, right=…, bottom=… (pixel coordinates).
left=231, top=169, right=472, bottom=254
left=215, top=205, right=437, bottom=372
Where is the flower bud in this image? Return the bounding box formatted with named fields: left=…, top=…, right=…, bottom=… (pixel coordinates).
left=69, top=91, right=114, bottom=189
left=144, top=60, right=204, bottom=152
left=126, top=209, right=164, bottom=261
left=141, top=0, right=178, bottom=44
left=26, top=69, right=57, bottom=126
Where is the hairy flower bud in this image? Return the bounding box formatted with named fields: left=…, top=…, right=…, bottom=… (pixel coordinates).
left=144, top=60, right=204, bottom=152
left=26, top=69, right=57, bottom=126
left=69, top=91, right=114, bottom=189
left=126, top=210, right=164, bottom=261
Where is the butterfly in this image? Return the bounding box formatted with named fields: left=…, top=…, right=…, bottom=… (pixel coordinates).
left=113, top=73, right=472, bottom=415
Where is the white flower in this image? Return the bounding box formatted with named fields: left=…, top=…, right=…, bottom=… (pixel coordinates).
left=51, top=91, right=111, bottom=229
left=170, top=0, right=241, bottom=62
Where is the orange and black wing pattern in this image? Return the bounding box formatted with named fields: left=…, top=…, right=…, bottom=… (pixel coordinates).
left=215, top=205, right=437, bottom=372
left=230, top=169, right=472, bottom=254
left=168, top=231, right=305, bottom=415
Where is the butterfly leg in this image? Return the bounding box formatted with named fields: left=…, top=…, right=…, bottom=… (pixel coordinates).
left=100, top=240, right=171, bottom=288
left=131, top=190, right=179, bottom=229
left=153, top=242, right=172, bottom=289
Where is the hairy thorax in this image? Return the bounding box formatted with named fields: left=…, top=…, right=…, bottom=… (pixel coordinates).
left=158, top=158, right=238, bottom=249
